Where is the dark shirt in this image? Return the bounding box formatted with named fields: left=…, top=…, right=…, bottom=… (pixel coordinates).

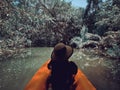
left=47, top=60, right=78, bottom=90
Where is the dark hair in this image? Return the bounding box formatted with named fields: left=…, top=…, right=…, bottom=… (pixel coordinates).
left=47, top=60, right=78, bottom=90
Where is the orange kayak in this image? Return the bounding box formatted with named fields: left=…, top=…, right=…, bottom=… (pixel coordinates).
left=24, top=60, right=96, bottom=90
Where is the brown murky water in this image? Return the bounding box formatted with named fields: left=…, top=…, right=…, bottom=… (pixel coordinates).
left=0, top=48, right=120, bottom=90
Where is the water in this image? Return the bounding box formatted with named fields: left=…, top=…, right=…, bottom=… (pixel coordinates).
left=0, top=48, right=52, bottom=90
left=0, top=48, right=120, bottom=90
left=71, top=49, right=120, bottom=90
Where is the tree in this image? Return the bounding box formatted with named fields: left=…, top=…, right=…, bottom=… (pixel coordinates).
left=0, top=0, right=84, bottom=47
left=113, top=0, right=120, bottom=8
left=83, top=0, right=102, bottom=33
left=94, top=0, right=120, bottom=35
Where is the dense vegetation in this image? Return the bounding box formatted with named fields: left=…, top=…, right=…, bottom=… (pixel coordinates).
left=0, top=0, right=120, bottom=59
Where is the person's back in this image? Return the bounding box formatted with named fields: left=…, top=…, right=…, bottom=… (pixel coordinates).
left=47, top=43, right=78, bottom=90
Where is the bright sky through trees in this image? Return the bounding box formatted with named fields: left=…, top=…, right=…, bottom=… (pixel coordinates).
left=65, top=0, right=87, bottom=8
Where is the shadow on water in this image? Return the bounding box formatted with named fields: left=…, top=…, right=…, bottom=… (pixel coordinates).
left=0, top=48, right=120, bottom=90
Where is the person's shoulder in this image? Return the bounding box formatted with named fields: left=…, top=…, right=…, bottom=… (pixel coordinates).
left=69, top=61, right=77, bottom=67
left=69, top=61, right=78, bottom=74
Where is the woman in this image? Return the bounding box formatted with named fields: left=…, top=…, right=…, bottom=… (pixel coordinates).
left=24, top=43, right=96, bottom=90
left=47, top=43, right=78, bottom=90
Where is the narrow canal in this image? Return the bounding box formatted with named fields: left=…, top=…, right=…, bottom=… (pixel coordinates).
left=0, top=47, right=120, bottom=90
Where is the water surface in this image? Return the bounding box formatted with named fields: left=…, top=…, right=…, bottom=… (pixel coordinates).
left=0, top=48, right=120, bottom=90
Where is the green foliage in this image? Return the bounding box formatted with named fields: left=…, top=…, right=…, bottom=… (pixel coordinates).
left=84, top=0, right=120, bottom=35
left=0, top=0, right=120, bottom=59
left=0, top=0, right=83, bottom=49
left=80, top=0, right=120, bottom=59
left=94, top=0, right=120, bottom=35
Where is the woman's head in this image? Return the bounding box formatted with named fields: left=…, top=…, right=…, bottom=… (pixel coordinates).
left=51, top=43, right=73, bottom=61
